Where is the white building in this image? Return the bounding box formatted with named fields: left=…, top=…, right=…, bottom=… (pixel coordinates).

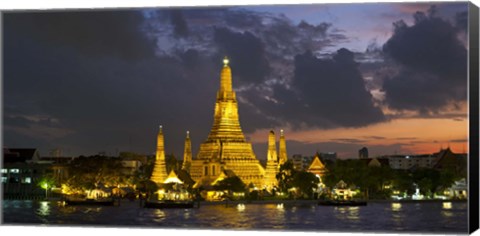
left=387, top=154, right=437, bottom=170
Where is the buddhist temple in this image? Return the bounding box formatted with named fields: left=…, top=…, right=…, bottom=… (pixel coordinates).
left=150, top=125, right=168, bottom=184
left=189, top=57, right=265, bottom=188
left=264, top=130, right=279, bottom=190
left=181, top=131, right=192, bottom=172
left=307, top=152, right=327, bottom=178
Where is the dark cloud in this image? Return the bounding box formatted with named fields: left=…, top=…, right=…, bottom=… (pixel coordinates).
left=382, top=8, right=467, bottom=112
left=170, top=10, right=189, bottom=38
left=455, top=11, right=468, bottom=31
left=331, top=138, right=364, bottom=144
left=224, top=9, right=264, bottom=30
left=3, top=116, right=31, bottom=128
left=395, top=137, right=417, bottom=140
left=4, top=22, right=218, bottom=156
left=3, top=10, right=156, bottom=60
left=289, top=49, right=385, bottom=127
left=363, top=136, right=386, bottom=140
left=449, top=139, right=467, bottom=143
left=237, top=48, right=386, bottom=131
left=2, top=7, right=375, bottom=157
left=213, top=27, right=270, bottom=84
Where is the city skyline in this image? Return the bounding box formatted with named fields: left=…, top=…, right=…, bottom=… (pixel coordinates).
left=3, top=2, right=469, bottom=159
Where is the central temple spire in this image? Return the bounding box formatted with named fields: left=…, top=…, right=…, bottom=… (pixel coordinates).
left=206, top=57, right=246, bottom=142
left=219, top=56, right=234, bottom=98
left=190, top=57, right=265, bottom=188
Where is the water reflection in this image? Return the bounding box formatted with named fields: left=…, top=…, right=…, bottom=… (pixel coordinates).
left=443, top=202, right=452, bottom=210
left=36, top=201, right=50, bottom=216
left=391, top=203, right=404, bottom=228
left=333, top=206, right=359, bottom=222
left=236, top=203, right=245, bottom=212
left=183, top=209, right=191, bottom=220
left=1, top=200, right=468, bottom=233
left=442, top=202, right=453, bottom=218
left=391, top=203, right=402, bottom=211
left=346, top=207, right=359, bottom=221
left=153, top=209, right=166, bottom=223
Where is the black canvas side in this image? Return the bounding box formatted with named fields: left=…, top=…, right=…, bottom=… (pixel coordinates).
left=468, top=1, right=479, bottom=234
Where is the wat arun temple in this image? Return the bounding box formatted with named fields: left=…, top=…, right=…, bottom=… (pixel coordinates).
left=150, top=57, right=287, bottom=190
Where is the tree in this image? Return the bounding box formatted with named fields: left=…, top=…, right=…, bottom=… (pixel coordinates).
left=412, top=168, right=441, bottom=198
left=276, top=161, right=297, bottom=194
left=165, top=154, right=178, bottom=173
left=392, top=170, right=414, bottom=195
left=136, top=179, right=158, bottom=195
left=439, top=169, right=456, bottom=190
left=214, top=176, right=246, bottom=193
left=291, top=171, right=319, bottom=199
left=64, top=155, right=129, bottom=194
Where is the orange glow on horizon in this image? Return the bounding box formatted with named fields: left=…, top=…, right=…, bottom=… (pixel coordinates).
left=248, top=117, right=468, bottom=156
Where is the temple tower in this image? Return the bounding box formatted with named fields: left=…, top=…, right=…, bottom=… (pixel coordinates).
left=278, top=129, right=288, bottom=166
left=151, top=125, right=168, bottom=184
left=190, top=57, right=265, bottom=187
left=182, top=131, right=192, bottom=172
left=264, top=130, right=279, bottom=190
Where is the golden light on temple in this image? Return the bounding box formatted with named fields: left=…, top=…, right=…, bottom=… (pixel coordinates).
left=150, top=125, right=168, bottom=184
left=189, top=57, right=266, bottom=188
left=152, top=57, right=288, bottom=191
left=264, top=130, right=279, bottom=190
left=223, top=56, right=229, bottom=66
left=182, top=130, right=192, bottom=172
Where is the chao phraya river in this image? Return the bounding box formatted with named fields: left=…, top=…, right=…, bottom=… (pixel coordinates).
left=2, top=199, right=467, bottom=233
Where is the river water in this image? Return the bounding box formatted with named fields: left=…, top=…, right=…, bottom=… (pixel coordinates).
left=1, top=200, right=468, bottom=233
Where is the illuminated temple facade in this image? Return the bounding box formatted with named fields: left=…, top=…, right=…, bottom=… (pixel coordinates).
left=150, top=125, right=168, bottom=184
left=151, top=58, right=288, bottom=190
left=189, top=57, right=266, bottom=188
left=264, top=131, right=279, bottom=190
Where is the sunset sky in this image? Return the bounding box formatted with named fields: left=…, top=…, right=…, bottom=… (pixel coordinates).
left=2, top=1, right=469, bottom=159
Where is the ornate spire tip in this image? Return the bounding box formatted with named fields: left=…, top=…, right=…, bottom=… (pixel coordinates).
left=223, top=56, right=229, bottom=66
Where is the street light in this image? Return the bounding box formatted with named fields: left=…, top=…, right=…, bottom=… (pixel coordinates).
left=42, top=183, right=48, bottom=199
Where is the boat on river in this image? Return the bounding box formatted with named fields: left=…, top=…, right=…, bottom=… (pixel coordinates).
left=144, top=199, right=196, bottom=209
left=318, top=199, right=367, bottom=206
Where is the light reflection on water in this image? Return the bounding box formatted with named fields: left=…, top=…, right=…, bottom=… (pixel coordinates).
left=153, top=209, right=166, bottom=223
left=2, top=200, right=468, bottom=233
left=392, top=202, right=402, bottom=211
left=36, top=201, right=50, bottom=216
left=333, top=206, right=360, bottom=222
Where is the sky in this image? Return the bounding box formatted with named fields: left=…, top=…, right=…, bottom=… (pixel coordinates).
left=2, top=1, right=470, bottom=159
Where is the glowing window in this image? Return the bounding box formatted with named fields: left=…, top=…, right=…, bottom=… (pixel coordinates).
left=1, top=169, right=7, bottom=174
left=23, top=177, right=32, bottom=184
left=9, top=169, right=19, bottom=173
left=1, top=177, right=6, bottom=183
